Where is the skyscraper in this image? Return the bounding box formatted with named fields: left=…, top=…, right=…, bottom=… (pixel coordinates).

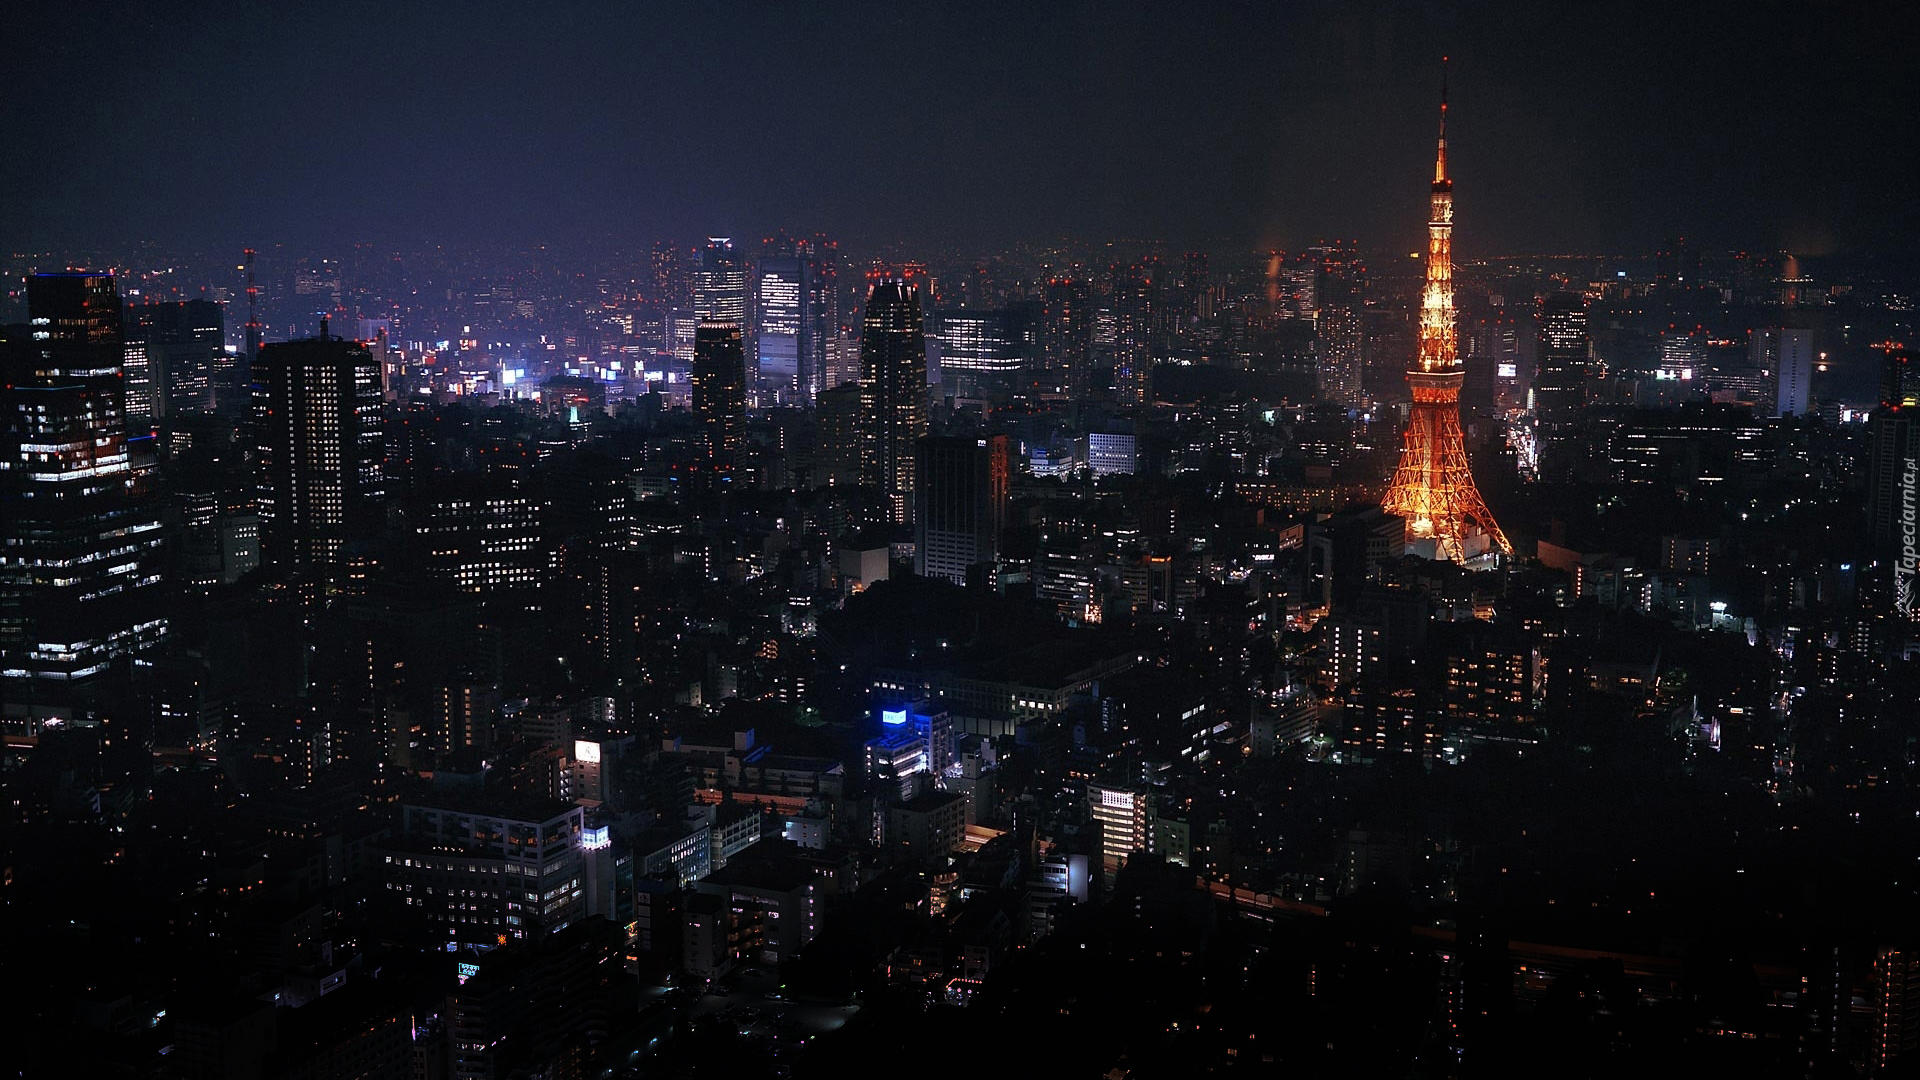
left=934, top=308, right=1024, bottom=401
left=1, top=273, right=167, bottom=724
left=1309, top=242, right=1367, bottom=406
left=252, top=335, right=386, bottom=574
left=125, top=298, right=225, bottom=417
left=1041, top=277, right=1090, bottom=399
left=913, top=435, right=1009, bottom=584
left=691, top=321, right=746, bottom=486
left=756, top=253, right=807, bottom=404
left=650, top=240, right=689, bottom=309
left=755, top=234, right=839, bottom=406
left=121, top=322, right=159, bottom=427
left=1379, top=83, right=1512, bottom=564
left=693, top=238, right=748, bottom=329
left=1534, top=293, right=1590, bottom=482
left=1752, top=326, right=1814, bottom=417
left=859, top=279, right=930, bottom=521
left=814, top=382, right=864, bottom=487
left=1178, top=251, right=1209, bottom=319
left=804, top=240, right=840, bottom=397
left=1107, top=265, right=1155, bottom=405
left=1884, top=345, right=1920, bottom=411
left=867, top=274, right=933, bottom=515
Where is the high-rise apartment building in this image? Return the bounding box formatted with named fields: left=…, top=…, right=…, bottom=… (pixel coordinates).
left=252, top=336, right=386, bottom=574
left=1, top=273, right=167, bottom=723
left=1534, top=293, right=1591, bottom=482
left=650, top=240, right=689, bottom=309
left=691, top=321, right=746, bottom=486
left=1178, top=251, right=1209, bottom=318
left=913, top=436, right=1009, bottom=585
left=1882, top=346, right=1920, bottom=411
left=1309, top=242, right=1367, bottom=406
left=1041, top=278, right=1091, bottom=399
left=1107, top=266, right=1155, bottom=405
left=859, top=279, right=929, bottom=520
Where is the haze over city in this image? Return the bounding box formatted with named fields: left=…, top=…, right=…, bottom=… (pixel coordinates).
left=7, top=1, right=1915, bottom=256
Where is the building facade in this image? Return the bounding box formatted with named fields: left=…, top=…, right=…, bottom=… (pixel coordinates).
left=859, top=279, right=930, bottom=521
left=1, top=273, right=167, bottom=726
left=252, top=337, right=386, bottom=574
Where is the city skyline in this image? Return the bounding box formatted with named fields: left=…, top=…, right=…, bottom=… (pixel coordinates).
left=7, top=8, right=1920, bottom=1078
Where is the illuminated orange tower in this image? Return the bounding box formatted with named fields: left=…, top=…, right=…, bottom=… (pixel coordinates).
left=1380, top=69, right=1512, bottom=564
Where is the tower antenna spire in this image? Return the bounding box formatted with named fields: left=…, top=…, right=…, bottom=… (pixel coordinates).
left=245, top=247, right=261, bottom=363
left=1381, top=63, right=1512, bottom=564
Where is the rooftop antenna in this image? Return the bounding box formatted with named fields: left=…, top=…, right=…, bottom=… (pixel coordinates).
left=245, top=248, right=261, bottom=363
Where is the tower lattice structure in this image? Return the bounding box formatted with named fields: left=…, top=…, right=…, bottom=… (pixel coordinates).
left=1379, top=76, right=1513, bottom=564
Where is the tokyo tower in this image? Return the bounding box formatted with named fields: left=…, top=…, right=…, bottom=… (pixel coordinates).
left=1379, top=71, right=1513, bottom=564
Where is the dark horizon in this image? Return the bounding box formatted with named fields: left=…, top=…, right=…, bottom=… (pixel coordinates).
left=5, top=1, right=1913, bottom=259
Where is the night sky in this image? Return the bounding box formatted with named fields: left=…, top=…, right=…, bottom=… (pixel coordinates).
left=5, top=1, right=1913, bottom=257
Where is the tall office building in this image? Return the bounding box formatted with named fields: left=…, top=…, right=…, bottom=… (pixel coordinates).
left=935, top=308, right=1025, bottom=401
left=1, top=274, right=167, bottom=723
left=125, top=298, right=225, bottom=418
left=692, top=238, right=749, bottom=329
left=1088, top=781, right=1150, bottom=885
left=1658, top=322, right=1704, bottom=378
left=756, top=253, right=807, bottom=403
left=691, top=321, right=746, bottom=486
left=1751, top=326, right=1814, bottom=417
left=913, top=435, right=1009, bottom=584
left=121, top=322, right=159, bottom=427
left=1534, top=293, right=1591, bottom=482
left=859, top=279, right=930, bottom=521
left=814, top=382, right=864, bottom=487
left=1041, top=278, right=1090, bottom=398
left=252, top=336, right=386, bottom=574
left=756, top=235, right=839, bottom=406
left=410, top=478, right=547, bottom=599
left=804, top=242, right=840, bottom=396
